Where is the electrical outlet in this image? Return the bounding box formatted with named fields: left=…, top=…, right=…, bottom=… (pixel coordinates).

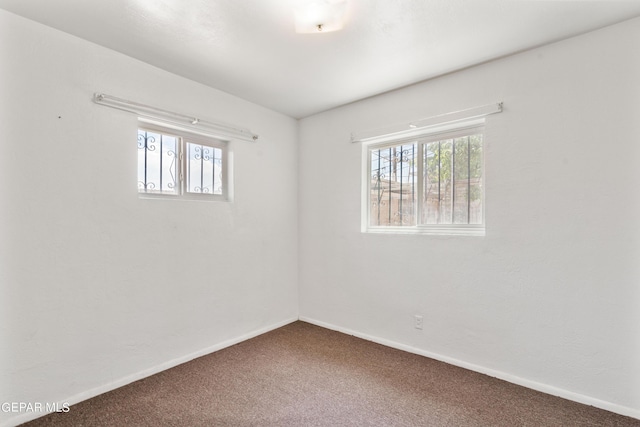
left=414, top=315, right=423, bottom=330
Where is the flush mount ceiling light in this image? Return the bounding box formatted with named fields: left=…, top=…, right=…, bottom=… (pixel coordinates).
left=294, top=0, right=349, bottom=33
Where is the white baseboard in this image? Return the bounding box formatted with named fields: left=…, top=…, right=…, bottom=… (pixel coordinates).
left=4, top=317, right=298, bottom=427
left=299, top=316, right=640, bottom=421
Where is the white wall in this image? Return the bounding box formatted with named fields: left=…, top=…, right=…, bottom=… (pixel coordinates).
left=299, top=18, right=640, bottom=417
left=2, top=7, right=640, bottom=426
left=0, top=9, right=298, bottom=426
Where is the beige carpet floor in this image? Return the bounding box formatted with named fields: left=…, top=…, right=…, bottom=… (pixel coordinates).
left=23, top=321, right=640, bottom=426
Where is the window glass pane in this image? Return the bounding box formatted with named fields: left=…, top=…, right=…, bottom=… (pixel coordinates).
left=137, top=130, right=177, bottom=194
left=423, top=141, right=437, bottom=224
left=423, top=133, right=482, bottom=225
left=453, top=137, right=470, bottom=224
left=186, top=142, right=223, bottom=195
left=369, top=143, right=417, bottom=226
left=424, top=140, right=453, bottom=224
left=439, top=140, right=453, bottom=224
left=213, top=147, right=223, bottom=195
left=469, top=134, right=483, bottom=224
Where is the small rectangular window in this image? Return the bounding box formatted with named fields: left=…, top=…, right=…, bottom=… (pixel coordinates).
left=364, top=123, right=484, bottom=235
left=137, top=124, right=228, bottom=201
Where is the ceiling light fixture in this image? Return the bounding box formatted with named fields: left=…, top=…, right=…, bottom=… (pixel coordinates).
left=294, top=0, right=348, bottom=34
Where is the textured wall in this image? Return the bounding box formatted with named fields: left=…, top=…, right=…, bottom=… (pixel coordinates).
left=0, top=9, right=298, bottom=426
left=298, top=18, right=640, bottom=417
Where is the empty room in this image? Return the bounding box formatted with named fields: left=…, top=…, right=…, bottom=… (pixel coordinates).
left=1, top=0, right=639, bottom=426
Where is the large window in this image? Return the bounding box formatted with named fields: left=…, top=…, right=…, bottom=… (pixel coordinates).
left=137, top=124, right=228, bottom=200
left=364, top=124, right=484, bottom=235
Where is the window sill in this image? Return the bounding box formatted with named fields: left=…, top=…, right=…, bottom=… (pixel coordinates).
left=363, top=226, right=485, bottom=236
left=138, top=193, right=228, bottom=202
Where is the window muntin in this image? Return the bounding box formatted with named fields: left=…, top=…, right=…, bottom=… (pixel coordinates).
left=137, top=125, right=228, bottom=200
left=365, top=125, right=484, bottom=235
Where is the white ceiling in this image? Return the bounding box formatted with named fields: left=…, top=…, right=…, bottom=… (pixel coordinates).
left=2, top=0, right=640, bottom=118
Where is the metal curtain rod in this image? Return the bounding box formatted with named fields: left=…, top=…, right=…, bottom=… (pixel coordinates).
left=351, top=102, right=503, bottom=144
left=93, top=93, right=259, bottom=142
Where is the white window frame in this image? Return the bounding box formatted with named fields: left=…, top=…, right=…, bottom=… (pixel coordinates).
left=138, top=121, right=231, bottom=202
left=361, top=118, right=487, bottom=236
